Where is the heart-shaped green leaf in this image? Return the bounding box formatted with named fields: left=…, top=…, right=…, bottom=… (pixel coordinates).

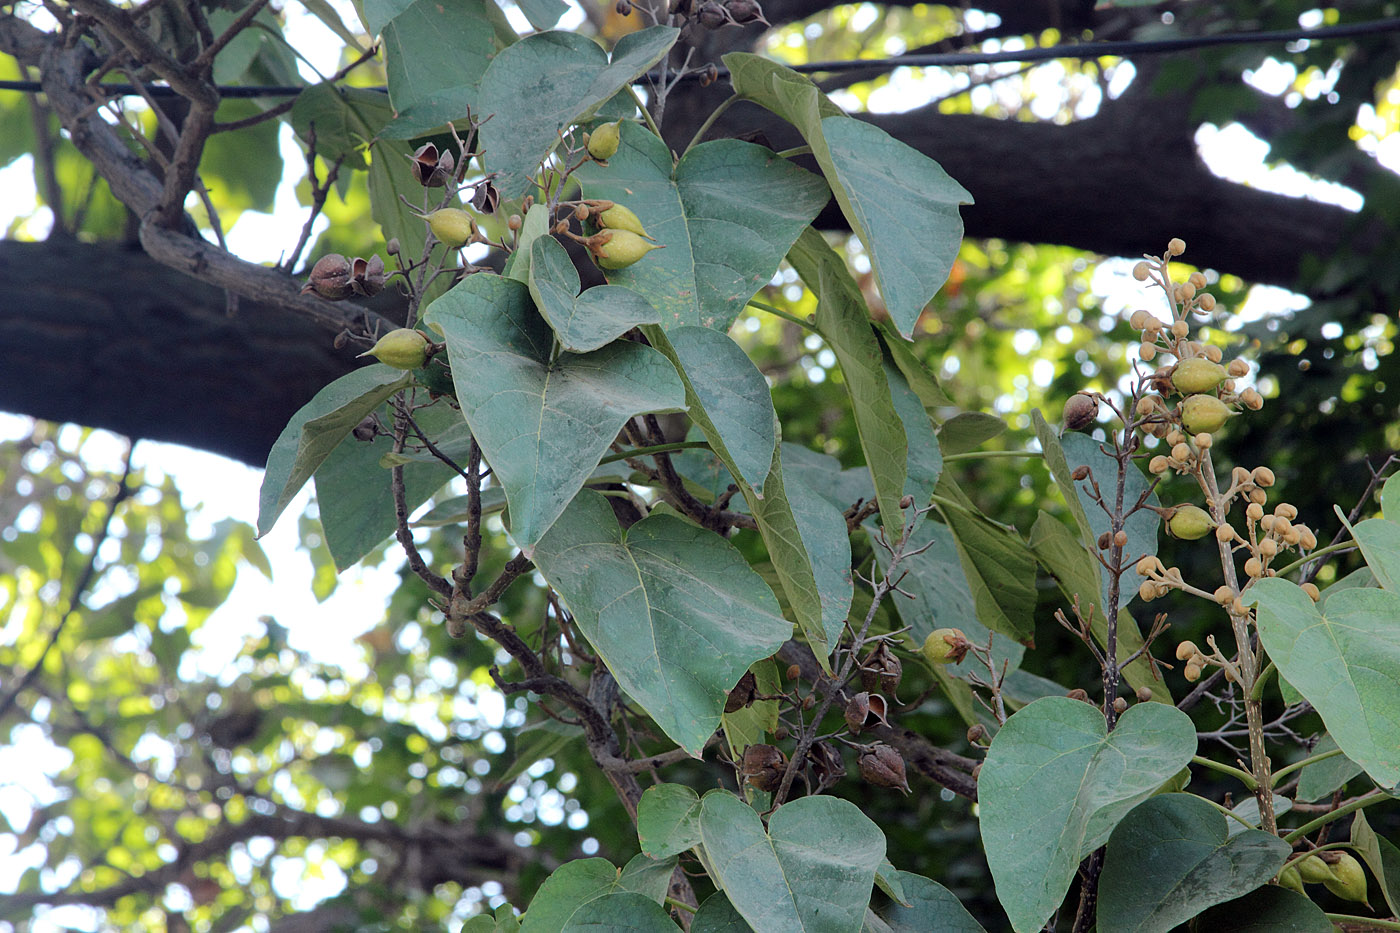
left=700, top=791, right=885, bottom=933
left=532, top=492, right=792, bottom=753
left=638, top=783, right=702, bottom=859
left=424, top=274, right=685, bottom=551
left=872, top=870, right=986, bottom=932
left=528, top=236, right=660, bottom=351
left=1253, top=577, right=1400, bottom=789
left=257, top=364, right=413, bottom=536
left=725, top=53, right=971, bottom=338
left=1098, top=794, right=1291, bottom=933
left=521, top=856, right=675, bottom=933
left=575, top=125, right=830, bottom=332
left=978, top=696, right=1198, bottom=932
left=559, top=892, right=677, bottom=932
left=479, top=28, right=678, bottom=198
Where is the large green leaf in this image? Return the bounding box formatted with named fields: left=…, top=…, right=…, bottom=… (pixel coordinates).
left=424, top=274, right=685, bottom=550
left=637, top=784, right=702, bottom=859
left=871, top=870, right=985, bottom=933
left=1187, top=886, right=1332, bottom=932
left=479, top=28, right=678, bottom=198
left=521, top=857, right=674, bottom=933
left=978, top=696, right=1197, bottom=932
left=257, top=365, right=413, bottom=536
left=532, top=492, right=792, bottom=754
left=787, top=227, right=907, bottom=539
left=647, top=327, right=830, bottom=663
left=937, top=495, right=1036, bottom=646
left=559, top=893, right=676, bottom=932
left=700, top=792, right=884, bottom=933
left=662, top=326, right=773, bottom=489
left=575, top=125, right=830, bottom=332
left=378, top=0, right=497, bottom=137
left=313, top=400, right=459, bottom=570
left=528, top=235, right=660, bottom=352
left=725, top=53, right=970, bottom=338
left=1253, top=578, right=1400, bottom=790
left=1028, top=510, right=1169, bottom=701
left=504, top=203, right=552, bottom=284
left=1098, top=794, right=1290, bottom=933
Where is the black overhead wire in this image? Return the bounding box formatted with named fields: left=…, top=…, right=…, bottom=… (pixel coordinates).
left=2, top=14, right=1400, bottom=99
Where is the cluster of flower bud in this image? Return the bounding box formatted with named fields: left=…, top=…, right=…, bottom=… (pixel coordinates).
left=1213, top=469, right=1319, bottom=585
left=1134, top=555, right=1184, bottom=603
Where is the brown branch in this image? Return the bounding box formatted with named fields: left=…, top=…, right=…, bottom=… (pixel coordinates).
left=66, top=0, right=217, bottom=107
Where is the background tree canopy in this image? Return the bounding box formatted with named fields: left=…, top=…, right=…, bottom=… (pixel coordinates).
left=2, top=0, right=1400, bottom=930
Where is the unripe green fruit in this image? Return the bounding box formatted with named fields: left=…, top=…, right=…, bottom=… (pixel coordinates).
left=1322, top=853, right=1368, bottom=904
left=1172, top=358, right=1227, bottom=395
left=359, top=328, right=430, bottom=370
left=597, top=203, right=651, bottom=239
left=1167, top=505, right=1215, bottom=540
left=1180, top=394, right=1233, bottom=434
left=1297, top=855, right=1332, bottom=884
left=591, top=229, right=662, bottom=270
left=921, top=628, right=969, bottom=665
left=421, top=208, right=476, bottom=248
left=587, top=121, right=621, bottom=160
left=1277, top=865, right=1304, bottom=893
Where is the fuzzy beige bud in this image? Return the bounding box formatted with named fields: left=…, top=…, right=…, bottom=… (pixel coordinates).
left=1167, top=237, right=1186, bottom=256
left=1302, top=582, right=1321, bottom=601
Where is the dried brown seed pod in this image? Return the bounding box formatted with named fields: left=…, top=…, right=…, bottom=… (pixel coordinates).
left=857, top=743, right=909, bottom=794
left=740, top=743, right=787, bottom=792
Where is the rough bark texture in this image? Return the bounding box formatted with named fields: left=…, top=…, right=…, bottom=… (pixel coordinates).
left=0, top=237, right=392, bottom=464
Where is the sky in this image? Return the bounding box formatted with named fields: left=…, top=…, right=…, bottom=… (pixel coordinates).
left=0, top=2, right=1394, bottom=928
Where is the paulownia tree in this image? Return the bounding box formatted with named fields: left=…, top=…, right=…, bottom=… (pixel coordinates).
left=3, top=0, right=1400, bottom=931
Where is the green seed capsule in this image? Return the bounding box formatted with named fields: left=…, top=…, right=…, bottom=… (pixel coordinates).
left=1172, top=357, right=1227, bottom=395
left=1166, top=505, right=1215, bottom=540
left=359, top=328, right=430, bottom=370
left=586, top=121, right=621, bottom=160
left=596, top=203, right=651, bottom=239
left=420, top=208, right=476, bottom=248
left=591, top=229, right=662, bottom=270
left=1180, top=394, right=1233, bottom=434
